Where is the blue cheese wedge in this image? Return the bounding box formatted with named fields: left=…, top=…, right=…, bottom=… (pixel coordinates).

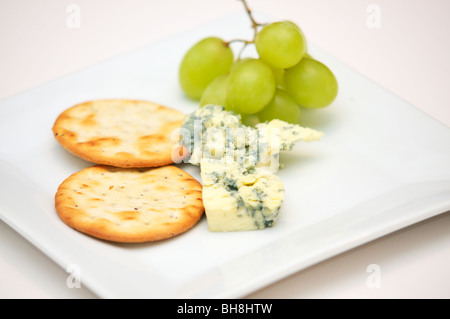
left=180, top=105, right=322, bottom=232
left=200, top=159, right=285, bottom=231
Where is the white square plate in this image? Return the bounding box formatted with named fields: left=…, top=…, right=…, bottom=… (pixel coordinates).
left=1, top=12, right=449, bottom=298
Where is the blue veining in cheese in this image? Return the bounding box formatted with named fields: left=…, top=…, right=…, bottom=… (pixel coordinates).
left=180, top=105, right=322, bottom=232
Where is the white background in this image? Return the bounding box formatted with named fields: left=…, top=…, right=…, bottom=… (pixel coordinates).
left=0, top=0, right=449, bottom=298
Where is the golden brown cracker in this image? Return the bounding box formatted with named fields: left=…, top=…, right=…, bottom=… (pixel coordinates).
left=55, top=165, right=204, bottom=243
left=52, top=99, right=187, bottom=168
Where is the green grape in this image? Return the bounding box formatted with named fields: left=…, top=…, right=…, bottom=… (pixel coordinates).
left=200, top=74, right=229, bottom=107
left=285, top=20, right=312, bottom=58
left=230, top=57, right=252, bottom=72
left=226, top=58, right=276, bottom=114
left=236, top=58, right=284, bottom=87
left=179, top=37, right=233, bottom=100
left=284, top=20, right=301, bottom=32
left=240, top=113, right=260, bottom=127
left=269, top=64, right=286, bottom=88
left=256, top=89, right=301, bottom=124
left=255, top=21, right=306, bottom=69
left=285, top=20, right=308, bottom=52
left=284, top=57, right=338, bottom=108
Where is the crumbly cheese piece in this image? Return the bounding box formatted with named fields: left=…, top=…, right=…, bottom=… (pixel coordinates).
left=181, top=105, right=322, bottom=232
left=257, top=119, right=325, bottom=148
left=200, top=159, right=284, bottom=231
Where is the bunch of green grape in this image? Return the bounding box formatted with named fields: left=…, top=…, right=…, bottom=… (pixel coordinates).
left=178, top=20, right=338, bottom=125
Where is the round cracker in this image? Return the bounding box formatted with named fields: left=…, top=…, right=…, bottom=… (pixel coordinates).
left=52, top=99, right=187, bottom=168
left=55, top=165, right=204, bottom=243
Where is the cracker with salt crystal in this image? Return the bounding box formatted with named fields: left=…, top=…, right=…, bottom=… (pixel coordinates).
left=52, top=99, right=187, bottom=168
left=55, top=165, right=204, bottom=243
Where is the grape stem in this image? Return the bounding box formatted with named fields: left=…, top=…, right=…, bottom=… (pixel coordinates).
left=226, top=0, right=266, bottom=60
left=240, top=0, right=264, bottom=32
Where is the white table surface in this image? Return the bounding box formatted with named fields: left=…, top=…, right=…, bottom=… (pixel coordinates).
left=0, top=0, right=449, bottom=299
